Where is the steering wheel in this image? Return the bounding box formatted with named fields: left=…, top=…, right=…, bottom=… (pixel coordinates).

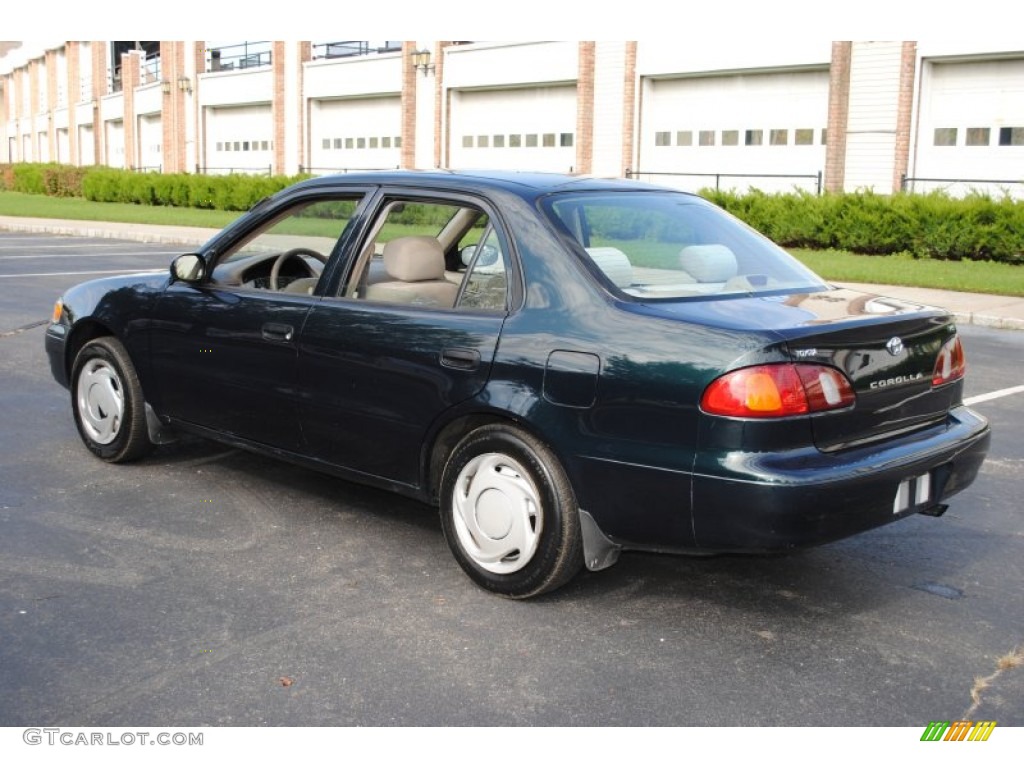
left=269, top=248, right=329, bottom=291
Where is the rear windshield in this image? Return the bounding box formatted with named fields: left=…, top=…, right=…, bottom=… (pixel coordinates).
left=542, top=191, right=828, bottom=300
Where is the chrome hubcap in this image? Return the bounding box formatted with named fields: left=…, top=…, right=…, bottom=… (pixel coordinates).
left=452, top=453, right=542, bottom=574
left=76, top=359, right=124, bottom=445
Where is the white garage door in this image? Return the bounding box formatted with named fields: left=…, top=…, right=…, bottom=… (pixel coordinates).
left=205, top=104, right=273, bottom=175
left=137, top=113, right=161, bottom=171
left=913, top=58, right=1024, bottom=199
left=638, top=70, right=828, bottom=193
left=448, top=86, right=577, bottom=172
left=308, top=96, right=401, bottom=173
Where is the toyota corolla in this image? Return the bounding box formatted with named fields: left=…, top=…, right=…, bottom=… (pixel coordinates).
left=45, top=171, right=991, bottom=597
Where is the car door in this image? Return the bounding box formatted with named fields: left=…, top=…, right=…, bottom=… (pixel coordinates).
left=148, top=192, right=368, bottom=451
left=297, top=192, right=514, bottom=487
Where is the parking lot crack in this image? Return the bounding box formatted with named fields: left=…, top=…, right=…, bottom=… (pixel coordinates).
left=0, top=319, right=47, bottom=339
left=961, top=645, right=1024, bottom=720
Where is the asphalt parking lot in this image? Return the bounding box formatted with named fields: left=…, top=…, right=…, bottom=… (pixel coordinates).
left=1, top=233, right=1021, bottom=726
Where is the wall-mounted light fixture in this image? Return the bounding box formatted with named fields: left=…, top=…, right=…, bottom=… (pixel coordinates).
left=161, top=80, right=172, bottom=94
left=177, top=75, right=192, bottom=94
left=411, top=48, right=434, bottom=76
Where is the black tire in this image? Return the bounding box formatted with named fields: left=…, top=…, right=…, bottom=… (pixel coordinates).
left=439, top=423, right=583, bottom=598
left=71, top=337, right=153, bottom=463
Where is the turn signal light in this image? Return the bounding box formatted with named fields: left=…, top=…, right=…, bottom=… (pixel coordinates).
left=701, top=364, right=855, bottom=418
left=932, top=336, right=965, bottom=387
left=51, top=298, right=64, bottom=324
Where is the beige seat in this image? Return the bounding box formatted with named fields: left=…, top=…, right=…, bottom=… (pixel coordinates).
left=364, top=236, right=459, bottom=308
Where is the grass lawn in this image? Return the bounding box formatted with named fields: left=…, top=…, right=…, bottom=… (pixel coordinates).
left=790, top=248, right=1024, bottom=297
left=2, top=191, right=1022, bottom=296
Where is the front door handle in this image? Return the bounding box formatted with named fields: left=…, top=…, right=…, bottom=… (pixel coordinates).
left=262, top=322, right=294, bottom=342
left=440, top=347, right=480, bottom=371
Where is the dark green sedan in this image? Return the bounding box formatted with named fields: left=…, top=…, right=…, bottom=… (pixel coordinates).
left=45, top=171, right=991, bottom=597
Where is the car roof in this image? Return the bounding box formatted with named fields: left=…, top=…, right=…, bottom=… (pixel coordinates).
left=290, top=169, right=686, bottom=199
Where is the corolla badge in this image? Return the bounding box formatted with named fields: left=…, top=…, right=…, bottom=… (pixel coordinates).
left=886, top=336, right=904, bottom=356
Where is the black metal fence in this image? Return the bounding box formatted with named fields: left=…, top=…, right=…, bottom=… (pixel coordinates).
left=311, top=41, right=401, bottom=60
left=130, top=165, right=162, bottom=172
left=626, top=169, right=823, bottom=195
left=196, top=165, right=273, bottom=176
left=208, top=42, right=272, bottom=72
left=299, top=165, right=400, bottom=175
left=901, top=174, right=1024, bottom=195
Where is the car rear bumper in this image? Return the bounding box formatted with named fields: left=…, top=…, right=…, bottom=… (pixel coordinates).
left=690, top=405, right=991, bottom=551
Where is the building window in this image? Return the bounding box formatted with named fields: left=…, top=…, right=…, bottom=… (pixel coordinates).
left=934, top=128, right=957, bottom=146
left=509, top=134, right=521, bottom=147
left=966, top=127, right=990, bottom=146
left=560, top=133, right=573, bottom=147
left=394, top=137, right=402, bottom=148
left=345, top=138, right=354, bottom=149
left=542, top=133, right=556, bottom=147
left=477, top=135, right=489, bottom=148
left=654, top=131, right=671, bottom=146
left=493, top=134, right=505, bottom=148
left=233, top=141, right=240, bottom=151
left=261, top=141, right=269, bottom=150
left=821, top=129, right=827, bottom=145
left=217, top=142, right=223, bottom=151
left=676, top=130, right=693, bottom=146
left=999, top=127, right=1023, bottom=146
left=321, top=139, right=329, bottom=149
left=369, top=137, right=379, bottom=148
left=525, top=134, right=538, bottom=147
left=357, top=138, right=366, bottom=149
left=243, top=141, right=250, bottom=151
left=769, top=129, right=788, bottom=146
left=794, top=128, right=814, bottom=145
left=382, top=137, right=391, bottom=148
left=744, top=129, right=763, bottom=146
left=333, top=138, right=342, bottom=149
left=722, top=130, right=738, bottom=146
left=698, top=130, right=715, bottom=146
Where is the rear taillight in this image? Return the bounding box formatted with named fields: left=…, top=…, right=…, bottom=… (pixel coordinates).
left=701, top=364, right=855, bottom=418
left=932, top=336, right=966, bottom=387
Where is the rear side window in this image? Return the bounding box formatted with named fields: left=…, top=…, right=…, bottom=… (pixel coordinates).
left=542, top=192, right=827, bottom=300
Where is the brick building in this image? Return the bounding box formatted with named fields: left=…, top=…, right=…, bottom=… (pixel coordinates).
left=1, top=40, right=1022, bottom=197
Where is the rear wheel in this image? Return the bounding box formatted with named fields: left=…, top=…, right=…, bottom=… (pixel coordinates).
left=439, top=424, right=583, bottom=598
left=71, top=337, right=153, bottom=463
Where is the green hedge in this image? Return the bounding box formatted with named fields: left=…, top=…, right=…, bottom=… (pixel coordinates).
left=0, top=163, right=310, bottom=212
left=700, top=188, right=1024, bottom=264
left=2, top=163, right=1022, bottom=262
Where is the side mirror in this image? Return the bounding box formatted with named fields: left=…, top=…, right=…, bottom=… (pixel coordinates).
left=170, top=253, right=206, bottom=284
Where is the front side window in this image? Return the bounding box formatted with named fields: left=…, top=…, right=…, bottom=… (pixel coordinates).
left=542, top=192, right=827, bottom=301
left=211, top=197, right=362, bottom=293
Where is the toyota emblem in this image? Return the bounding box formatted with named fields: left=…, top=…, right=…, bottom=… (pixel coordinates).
left=886, top=337, right=904, bottom=356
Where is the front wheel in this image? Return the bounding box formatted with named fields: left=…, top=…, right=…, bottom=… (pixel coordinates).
left=439, top=424, right=583, bottom=598
left=71, top=337, right=153, bottom=463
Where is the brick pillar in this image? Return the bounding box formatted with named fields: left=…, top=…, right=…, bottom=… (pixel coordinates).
left=892, top=42, right=917, bottom=193
left=272, top=41, right=286, bottom=175
left=67, top=42, right=79, bottom=165
left=400, top=42, right=417, bottom=169
left=28, top=60, right=39, bottom=161
left=122, top=51, right=142, bottom=169
left=91, top=42, right=105, bottom=165
left=824, top=41, right=852, bottom=194
left=621, top=41, right=637, bottom=176
left=575, top=42, right=595, bottom=174
left=45, top=50, right=58, bottom=161
left=160, top=41, right=189, bottom=173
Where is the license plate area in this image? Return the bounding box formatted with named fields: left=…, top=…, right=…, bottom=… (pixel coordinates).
left=894, top=472, right=932, bottom=514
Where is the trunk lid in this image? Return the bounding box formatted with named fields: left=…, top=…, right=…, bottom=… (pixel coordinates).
left=641, top=287, right=962, bottom=451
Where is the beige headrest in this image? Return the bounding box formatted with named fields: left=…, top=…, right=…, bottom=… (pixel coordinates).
left=585, top=246, right=633, bottom=288
left=679, top=244, right=738, bottom=283
left=383, top=236, right=446, bottom=282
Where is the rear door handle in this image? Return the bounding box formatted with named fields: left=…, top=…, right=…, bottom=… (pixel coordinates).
left=261, top=322, right=294, bottom=342
left=440, top=347, right=480, bottom=371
